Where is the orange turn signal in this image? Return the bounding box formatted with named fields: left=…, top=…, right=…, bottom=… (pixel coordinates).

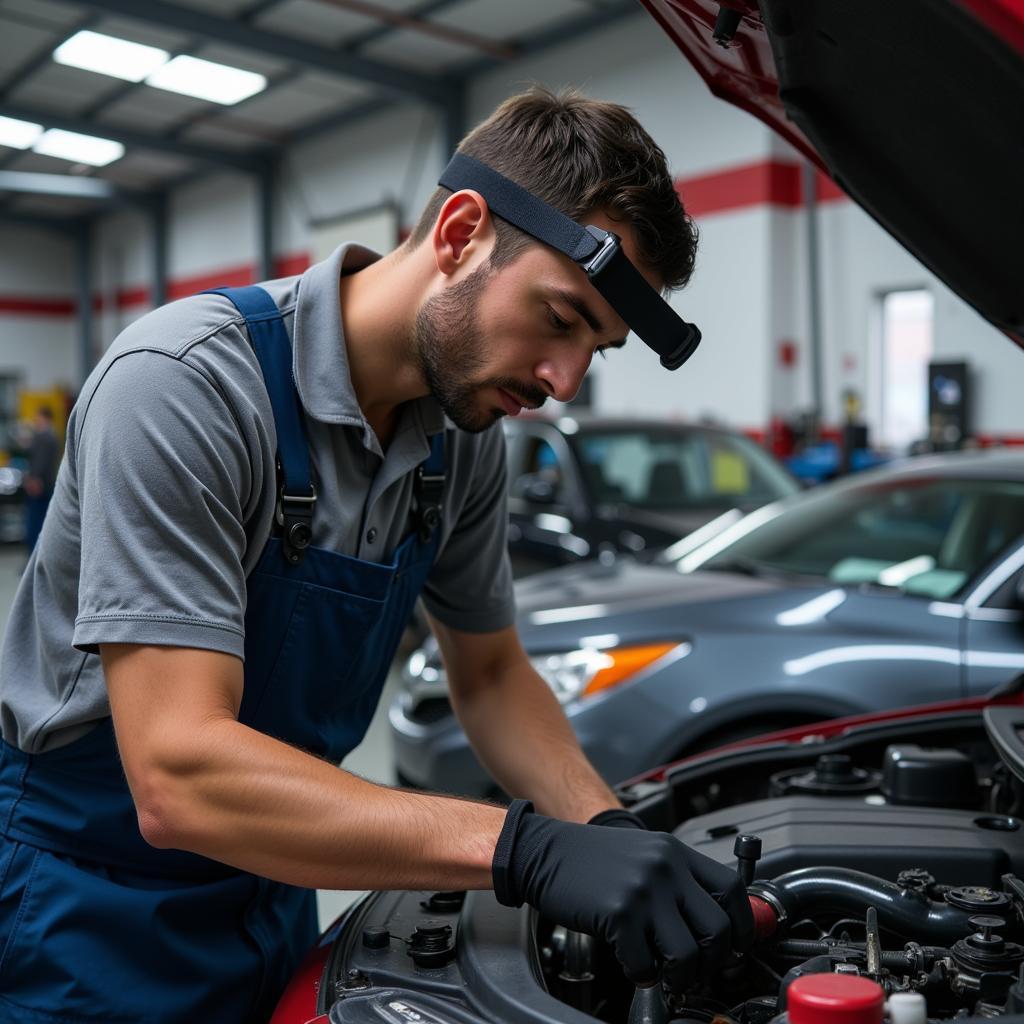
left=583, top=642, right=678, bottom=697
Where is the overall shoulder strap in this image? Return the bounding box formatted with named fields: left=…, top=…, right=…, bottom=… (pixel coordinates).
left=413, top=432, right=445, bottom=543
left=205, top=285, right=315, bottom=564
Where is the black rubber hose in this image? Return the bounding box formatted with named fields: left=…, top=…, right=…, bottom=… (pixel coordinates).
left=751, top=868, right=977, bottom=946
left=774, top=939, right=934, bottom=970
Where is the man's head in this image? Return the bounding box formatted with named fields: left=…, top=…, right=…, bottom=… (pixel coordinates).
left=406, top=87, right=698, bottom=432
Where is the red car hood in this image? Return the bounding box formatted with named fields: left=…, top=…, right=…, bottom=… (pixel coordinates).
left=639, top=0, right=1024, bottom=349
left=622, top=677, right=1024, bottom=786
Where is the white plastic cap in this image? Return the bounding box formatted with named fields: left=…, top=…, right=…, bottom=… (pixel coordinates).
left=886, top=992, right=926, bottom=1024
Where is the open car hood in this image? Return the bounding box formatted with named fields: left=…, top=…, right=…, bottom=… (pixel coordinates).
left=639, top=0, right=1024, bottom=348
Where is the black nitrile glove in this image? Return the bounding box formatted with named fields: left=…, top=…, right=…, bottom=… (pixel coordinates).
left=588, top=808, right=647, bottom=829
left=493, top=800, right=753, bottom=989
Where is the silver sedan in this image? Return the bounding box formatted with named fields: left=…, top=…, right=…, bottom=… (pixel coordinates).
left=391, top=449, right=1024, bottom=797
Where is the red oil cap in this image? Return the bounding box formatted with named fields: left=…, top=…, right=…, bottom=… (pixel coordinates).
left=787, top=974, right=885, bottom=1024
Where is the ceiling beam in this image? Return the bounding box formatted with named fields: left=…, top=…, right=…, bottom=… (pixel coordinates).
left=451, top=0, right=641, bottom=81
left=342, top=0, right=479, bottom=53
left=293, top=4, right=640, bottom=150
left=0, top=14, right=97, bottom=98
left=0, top=169, right=122, bottom=200
left=0, top=101, right=268, bottom=172
left=74, top=0, right=459, bottom=107
left=316, top=0, right=518, bottom=60
left=0, top=210, right=79, bottom=236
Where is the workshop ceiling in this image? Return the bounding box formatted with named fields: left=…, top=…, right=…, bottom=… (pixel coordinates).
left=0, top=0, right=639, bottom=224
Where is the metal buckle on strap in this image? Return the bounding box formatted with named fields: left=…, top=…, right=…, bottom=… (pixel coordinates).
left=414, top=465, right=444, bottom=543
left=276, top=484, right=317, bottom=564
left=578, top=226, right=621, bottom=279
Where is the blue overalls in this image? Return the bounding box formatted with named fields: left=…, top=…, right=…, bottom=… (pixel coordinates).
left=0, top=285, right=445, bottom=1023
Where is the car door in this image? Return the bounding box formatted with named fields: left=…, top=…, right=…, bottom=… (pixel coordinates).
left=961, top=539, right=1024, bottom=696
left=505, top=426, right=589, bottom=575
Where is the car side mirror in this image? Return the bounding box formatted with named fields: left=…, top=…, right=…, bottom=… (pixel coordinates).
left=514, top=472, right=558, bottom=505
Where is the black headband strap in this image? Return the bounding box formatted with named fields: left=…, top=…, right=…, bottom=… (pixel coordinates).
left=440, top=152, right=601, bottom=264
left=438, top=152, right=701, bottom=371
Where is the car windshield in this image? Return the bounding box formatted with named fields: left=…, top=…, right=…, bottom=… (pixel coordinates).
left=569, top=427, right=798, bottom=511
left=684, top=475, right=1024, bottom=599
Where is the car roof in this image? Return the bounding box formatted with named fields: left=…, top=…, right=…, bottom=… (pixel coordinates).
left=503, top=413, right=749, bottom=440
left=838, top=447, right=1024, bottom=486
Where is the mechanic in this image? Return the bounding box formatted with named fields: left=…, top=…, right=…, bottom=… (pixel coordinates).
left=0, top=88, right=751, bottom=1023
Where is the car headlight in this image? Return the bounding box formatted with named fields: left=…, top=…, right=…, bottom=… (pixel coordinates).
left=0, top=467, right=21, bottom=495
left=529, top=642, right=682, bottom=704
left=402, top=641, right=685, bottom=708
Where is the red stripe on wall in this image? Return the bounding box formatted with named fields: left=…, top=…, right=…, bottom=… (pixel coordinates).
left=116, top=285, right=150, bottom=309
left=112, top=251, right=314, bottom=311
left=677, top=160, right=846, bottom=217
left=166, top=262, right=256, bottom=302
left=273, top=252, right=311, bottom=278
left=3, top=158, right=849, bottom=317
left=0, top=296, right=76, bottom=316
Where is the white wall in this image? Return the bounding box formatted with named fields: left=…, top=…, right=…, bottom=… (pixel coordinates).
left=0, top=227, right=78, bottom=390
left=4, top=9, right=1020, bottom=438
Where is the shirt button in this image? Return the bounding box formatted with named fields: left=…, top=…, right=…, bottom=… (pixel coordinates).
left=366, top=527, right=378, bottom=543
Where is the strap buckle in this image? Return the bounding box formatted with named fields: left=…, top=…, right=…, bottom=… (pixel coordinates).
left=414, top=465, right=444, bottom=543
left=578, top=226, right=621, bottom=279
left=276, top=482, right=317, bottom=564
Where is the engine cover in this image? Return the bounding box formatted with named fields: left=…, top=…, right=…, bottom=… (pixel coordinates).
left=674, top=795, right=1024, bottom=886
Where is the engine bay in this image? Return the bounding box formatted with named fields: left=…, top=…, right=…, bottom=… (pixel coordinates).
left=314, top=701, right=1024, bottom=1024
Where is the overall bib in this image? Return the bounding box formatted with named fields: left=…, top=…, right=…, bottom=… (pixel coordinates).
left=0, top=285, right=445, bottom=1023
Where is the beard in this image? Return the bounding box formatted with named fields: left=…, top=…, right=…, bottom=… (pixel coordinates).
left=414, top=263, right=547, bottom=433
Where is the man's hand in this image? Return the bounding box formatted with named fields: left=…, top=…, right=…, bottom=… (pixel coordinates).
left=588, top=808, right=646, bottom=829
left=493, top=801, right=753, bottom=989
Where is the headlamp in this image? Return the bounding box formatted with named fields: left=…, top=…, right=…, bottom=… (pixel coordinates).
left=438, top=153, right=701, bottom=370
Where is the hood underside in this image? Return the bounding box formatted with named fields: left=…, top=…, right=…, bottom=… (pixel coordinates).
left=641, top=0, right=1024, bottom=348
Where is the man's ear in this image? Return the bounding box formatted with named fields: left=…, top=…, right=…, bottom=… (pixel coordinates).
left=432, top=190, right=494, bottom=276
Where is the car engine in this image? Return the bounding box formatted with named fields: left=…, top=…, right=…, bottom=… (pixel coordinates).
left=305, top=700, right=1024, bottom=1024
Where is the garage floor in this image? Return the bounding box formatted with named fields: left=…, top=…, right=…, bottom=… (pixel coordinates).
left=0, top=546, right=399, bottom=930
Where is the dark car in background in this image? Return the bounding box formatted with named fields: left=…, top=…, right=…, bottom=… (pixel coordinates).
left=504, top=415, right=799, bottom=575
left=393, top=449, right=1024, bottom=796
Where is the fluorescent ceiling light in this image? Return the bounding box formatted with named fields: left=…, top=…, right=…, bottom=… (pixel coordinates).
left=0, top=116, right=43, bottom=150
left=33, top=129, right=124, bottom=167
left=146, top=55, right=266, bottom=105
left=54, top=30, right=169, bottom=83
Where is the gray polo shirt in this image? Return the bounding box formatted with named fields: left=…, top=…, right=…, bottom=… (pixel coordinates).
left=0, top=243, right=514, bottom=754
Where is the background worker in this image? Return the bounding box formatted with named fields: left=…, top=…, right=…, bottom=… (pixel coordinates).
left=22, top=404, right=58, bottom=552
left=0, top=89, right=750, bottom=1024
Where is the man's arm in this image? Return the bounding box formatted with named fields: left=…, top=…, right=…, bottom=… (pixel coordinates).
left=428, top=617, right=619, bottom=822
left=102, top=643, right=505, bottom=891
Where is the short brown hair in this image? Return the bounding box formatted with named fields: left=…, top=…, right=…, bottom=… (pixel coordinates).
left=407, top=87, right=697, bottom=289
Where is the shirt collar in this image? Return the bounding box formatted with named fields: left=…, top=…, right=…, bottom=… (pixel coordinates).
left=292, top=242, right=446, bottom=446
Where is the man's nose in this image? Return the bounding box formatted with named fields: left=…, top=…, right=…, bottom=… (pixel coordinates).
left=534, top=351, right=591, bottom=403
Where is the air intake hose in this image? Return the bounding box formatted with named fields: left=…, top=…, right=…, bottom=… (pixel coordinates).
left=748, top=867, right=977, bottom=945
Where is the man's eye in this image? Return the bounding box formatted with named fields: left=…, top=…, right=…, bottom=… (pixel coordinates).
left=547, top=308, right=572, bottom=331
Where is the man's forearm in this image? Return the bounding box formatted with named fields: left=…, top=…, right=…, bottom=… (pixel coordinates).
left=106, top=644, right=506, bottom=893
left=450, top=663, right=618, bottom=822
left=132, top=716, right=505, bottom=892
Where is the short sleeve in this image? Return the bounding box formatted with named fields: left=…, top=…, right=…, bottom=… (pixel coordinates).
left=72, top=351, right=253, bottom=658
left=421, top=427, right=516, bottom=634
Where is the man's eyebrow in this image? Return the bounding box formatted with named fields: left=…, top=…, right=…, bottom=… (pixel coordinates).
left=550, top=287, right=628, bottom=349
left=551, top=288, right=604, bottom=334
